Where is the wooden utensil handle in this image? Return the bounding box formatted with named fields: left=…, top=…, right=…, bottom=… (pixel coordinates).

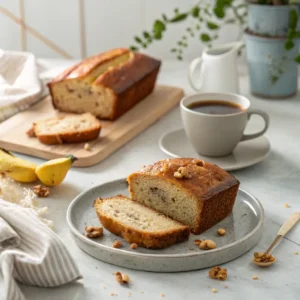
left=278, top=212, right=300, bottom=236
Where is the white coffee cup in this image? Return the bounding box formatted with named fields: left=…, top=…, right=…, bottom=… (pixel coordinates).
left=180, top=93, right=269, bottom=157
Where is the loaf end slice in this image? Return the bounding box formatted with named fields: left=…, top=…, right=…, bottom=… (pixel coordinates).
left=32, top=113, right=101, bottom=145
left=93, top=195, right=190, bottom=249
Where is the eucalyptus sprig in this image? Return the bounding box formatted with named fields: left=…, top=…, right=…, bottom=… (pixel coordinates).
left=130, top=0, right=247, bottom=60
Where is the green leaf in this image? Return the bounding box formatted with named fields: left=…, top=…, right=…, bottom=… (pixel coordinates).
left=213, top=7, right=225, bottom=18
left=153, top=20, right=166, bottom=33
left=162, top=14, right=168, bottom=22
left=174, top=8, right=179, bottom=14
left=134, top=36, right=142, bottom=43
left=177, top=55, right=183, bottom=61
left=182, top=35, right=187, bottom=40
left=294, top=54, right=300, bottom=63
left=285, top=39, right=294, bottom=50
left=143, top=31, right=151, bottom=39
left=129, top=46, right=138, bottom=51
left=207, top=21, right=219, bottom=30
left=170, top=48, right=177, bottom=53
left=196, top=24, right=201, bottom=30
left=169, top=13, right=188, bottom=22
left=153, top=31, right=162, bottom=40
left=289, top=8, right=298, bottom=30
left=191, top=6, right=200, bottom=17
left=200, top=33, right=211, bottom=42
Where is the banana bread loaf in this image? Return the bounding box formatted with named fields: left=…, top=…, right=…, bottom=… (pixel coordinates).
left=94, top=195, right=189, bottom=249
left=48, top=48, right=161, bottom=120
left=127, top=158, right=239, bottom=234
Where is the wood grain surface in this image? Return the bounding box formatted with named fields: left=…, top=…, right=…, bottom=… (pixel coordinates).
left=0, top=85, right=184, bottom=167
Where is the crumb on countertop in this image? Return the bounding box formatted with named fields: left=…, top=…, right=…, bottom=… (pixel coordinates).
left=253, top=275, right=258, bottom=280
left=212, top=288, right=217, bottom=293
left=285, top=203, right=290, bottom=208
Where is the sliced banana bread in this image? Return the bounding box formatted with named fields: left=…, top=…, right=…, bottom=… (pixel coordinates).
left=31, top=113, right=101, bottom=145
left=94, top=195, right=190, bottom=249
left=48, top=48, right=161, bottom=120
left=127, top=158, right=239, bottom=234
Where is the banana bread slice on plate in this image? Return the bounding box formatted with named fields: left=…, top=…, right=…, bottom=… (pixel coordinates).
left=127, top=158, right=240, bottom=234
left=94, top=195, right=190, bottom=249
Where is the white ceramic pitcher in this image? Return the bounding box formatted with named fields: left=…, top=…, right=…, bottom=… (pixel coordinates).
left=188, top=41, right=244, bottom=93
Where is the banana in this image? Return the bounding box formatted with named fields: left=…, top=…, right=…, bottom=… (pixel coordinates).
left=35, top=155, right=77, bottom=186
left=0, top=148, right=38, bottom=183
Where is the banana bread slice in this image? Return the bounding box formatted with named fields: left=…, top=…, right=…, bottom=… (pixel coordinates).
left=94, top=195, right=190, bottom=249
left=127, top=158, right=239, bottom=235
left=31, top=113, right=101, bottom=145
left=48, top=48, right=161, bottom=120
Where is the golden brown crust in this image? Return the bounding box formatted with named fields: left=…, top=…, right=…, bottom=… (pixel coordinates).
left=49, top=48, right=129, bottom=85
left=127, top=158, right=239, bottom=235
left=34, top=126, right=101, bottom=145
left=134, top=158, right=238, bottom=201
left=94, top=197, right=190, bottom=249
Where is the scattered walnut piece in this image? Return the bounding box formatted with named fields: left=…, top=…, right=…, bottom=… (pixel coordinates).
left=285, top=203, right=290, bottom=208
left=110, top=292, right=117, bottom=296
left=224, top=286, right=228, bottom=289
left=192, top=159, right=203, bottom=166
left=217, top=228, right=226, bottom=236
left=194, top=239, right=201, bottom=245
left=85, top=226, right=95, bottom=233
left=212, top=288, right=217, bottom=293
left=128, top=292, right=132, bottom=297
left=209, top=266, right=227, bottom=281
left=84, top=143, right=91, bottom=151
left=253, top=252, right=275, bottom=263
left=253, top=275, right=258, bottom=280
left=160, top=293, right=165, bottom=297
left=33, top=185, right=50, bottom=197
left=115, top=271, right=130, bottom=284
left=130, top=243, right=138, bottom=250
left=113, top=240, right=122, bottom=248
left=26, top=127, right=36, bottom=137
left=294, top=252, right=299, bottom=255
left=84, top=226, right=103, bottom=238
left=199, top=239, right=216, bottom=250
left=174, top=166, right=192, bottom=179
left=174, top=171, right=183, bottom=178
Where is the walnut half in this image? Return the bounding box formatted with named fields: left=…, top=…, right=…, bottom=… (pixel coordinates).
left=174, top=166, right=192, bottom=179
left=209, top=266, right=227, bottom=281
left=33, top=185, right=50, bottom=197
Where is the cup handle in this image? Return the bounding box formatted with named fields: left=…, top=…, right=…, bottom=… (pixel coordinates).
left=188, top=57, right=203, bottom=91
left=241, top=109, right=270, bottom=141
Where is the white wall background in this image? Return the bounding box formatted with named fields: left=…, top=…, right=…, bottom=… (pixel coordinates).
left=0, top=0, right=241, bottom=61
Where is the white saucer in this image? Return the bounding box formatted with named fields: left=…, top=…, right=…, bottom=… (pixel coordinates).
left=159, top=128, right=271, bottom=171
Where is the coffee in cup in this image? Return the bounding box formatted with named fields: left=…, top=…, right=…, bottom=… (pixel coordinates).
left=180, top=93, right=269, bottom=157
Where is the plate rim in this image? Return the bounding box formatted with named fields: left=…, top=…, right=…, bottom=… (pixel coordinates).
left=66, top=177, right=264, bottom=259
left=158, top=128, right=271, bottom=171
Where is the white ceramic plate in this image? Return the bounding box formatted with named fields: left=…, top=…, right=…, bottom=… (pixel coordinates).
left=67, top=178, right=264, bottom=272
left=159, top=128, right=271, bottom=171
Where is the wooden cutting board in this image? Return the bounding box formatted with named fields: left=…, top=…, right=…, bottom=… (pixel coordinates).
left=0, top=85, right=183, bottom=167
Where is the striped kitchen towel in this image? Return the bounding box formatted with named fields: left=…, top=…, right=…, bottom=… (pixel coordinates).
left=0, top=199, right=82, bottom=300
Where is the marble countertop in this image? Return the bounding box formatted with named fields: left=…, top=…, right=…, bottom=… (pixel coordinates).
left=19, top=60, right=300, bottom=299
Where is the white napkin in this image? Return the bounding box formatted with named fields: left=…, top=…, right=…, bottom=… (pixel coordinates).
left=0, top=50, right=42, bottom=122
left=0, top=199, right=82, bottom=300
